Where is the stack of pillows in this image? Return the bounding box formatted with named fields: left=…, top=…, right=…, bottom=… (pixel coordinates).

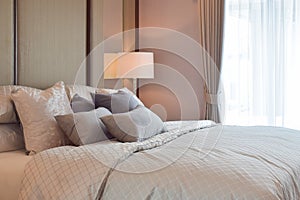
left=0, top=82, right=165, bottom=155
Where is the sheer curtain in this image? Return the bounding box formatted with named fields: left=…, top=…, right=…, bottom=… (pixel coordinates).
left=222, top=0, right=300, bottom=130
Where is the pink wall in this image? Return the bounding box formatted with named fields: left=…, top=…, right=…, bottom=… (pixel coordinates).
left=139, top=0, right=206, bottom=121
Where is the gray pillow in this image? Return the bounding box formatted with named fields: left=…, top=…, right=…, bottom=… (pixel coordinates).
left=0, top=124, right=24, bottom=152
left=92, top=91, right=140, bottom=114
left=55, top=107, right=112, bottom=146
left=100, top=106, right=165, bottom=142
left=71, top=94, right=95, bottom=113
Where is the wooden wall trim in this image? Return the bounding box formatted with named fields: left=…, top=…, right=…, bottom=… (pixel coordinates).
left=86, top=0, right=91, bottom=85
left=13, top=0, right=18, bottom=85
left=135, top=0, right=139, bottom=51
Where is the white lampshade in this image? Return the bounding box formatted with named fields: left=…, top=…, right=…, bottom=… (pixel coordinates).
left=104, top=52, right=154, bottom=79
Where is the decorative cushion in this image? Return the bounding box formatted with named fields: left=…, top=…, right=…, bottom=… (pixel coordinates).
left=11, top=81, right=73, bottom=154
left=71, top=94, right=95, bottom=113
left=55, top=107, right=112, bottom=145
left=92, top=90, right=140, bottom=114
left=65, top=84, right=98, bottom=102
left=97, top=87, right=144, bottom=106
left=0, top=85, right=47, bottom=124
left=0, top=124, right=24, bottom=152
left=100, top=106, right=165, bottom=142
left=0, top=95, right=18, bottom=123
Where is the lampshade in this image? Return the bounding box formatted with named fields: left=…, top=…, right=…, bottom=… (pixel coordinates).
left=104, top=52, right=154, bottom=79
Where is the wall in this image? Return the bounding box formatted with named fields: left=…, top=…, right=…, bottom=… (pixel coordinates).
left=0, top=0, right=14, bottom=85
left=0, top=0, right=124, bottom=89
left=17, top=0, right=87, bottom=88
left=139, top=0, right=206, bottom=121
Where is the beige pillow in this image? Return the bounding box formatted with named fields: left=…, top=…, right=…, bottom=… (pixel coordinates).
left=55, top=107, right=112, bottom=146
left=101, top=106, right=165, bottom=142
left=0, top=95, right=18, bottom=123
left=0, top=85, right=41, bottom=124
left=0, top=124, right=24, bottom=152
left=11, top=82, right=73, bottom=154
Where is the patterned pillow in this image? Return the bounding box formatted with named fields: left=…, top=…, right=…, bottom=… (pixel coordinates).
left=100, top=106, right=165, bottom=142
left=11, top=81, right=73, bottom=154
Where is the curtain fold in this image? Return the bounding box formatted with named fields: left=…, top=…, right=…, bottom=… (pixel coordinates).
left=198, top=0, right=225, bottom=123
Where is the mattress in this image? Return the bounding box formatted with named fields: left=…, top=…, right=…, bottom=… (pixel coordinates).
left=0, top=149, right=32, bottom=200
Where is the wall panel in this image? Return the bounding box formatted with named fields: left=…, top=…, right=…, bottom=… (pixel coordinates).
left=88, top=0, right=104, bottom=87
left=17, top=0, right=86, bottom=89
left=0, top=0, right=14, bottom=85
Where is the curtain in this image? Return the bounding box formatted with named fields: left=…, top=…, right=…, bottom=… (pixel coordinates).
left=198, top=0, right=225, bottom=123
left=222, top=0, right=300, bottom=130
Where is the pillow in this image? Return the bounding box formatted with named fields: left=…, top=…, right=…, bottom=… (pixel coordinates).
left=97, top=87, right=144, bottom=106
left=71, top=94, right=95, bottom=113
left=0, top=124, right=24, bottom=152
left=0, top=95, right=18, bottom=123
left=92, top=90, right=140, bottom=114
left=0, top=85, right=45, bottom=124
left=55, top=107, right=112, bottom=145
left=65, top=84, right=98, bottom=102
left=11, top=81, right=73, bottom=154
left=100, top=106, right=165, bottom=142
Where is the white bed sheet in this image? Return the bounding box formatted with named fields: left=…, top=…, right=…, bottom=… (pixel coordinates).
left=0, top=149, right=31, bottom=200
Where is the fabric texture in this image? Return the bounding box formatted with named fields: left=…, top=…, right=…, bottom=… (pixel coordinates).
left=65, top=84, right=98, bottom=102
left=198, top=0, right=225, bottom=123
left=55, top=107, right=112, bottom=146
left=0, top=95, right=18, bottom=123
left=0, top=124, right=24, bottom=152
left=97, top=87, right=144, bottom=106
left=11, top=81, right=73, bottom=154
left=71, top=94, right=95, bottom=113
left=93, top=90, right=140, bottom=114
left=101, top=106, right=165, bottom=142
left=18, top=122, right=300, bottom=200
left=0, top=85, right=48, bottom=123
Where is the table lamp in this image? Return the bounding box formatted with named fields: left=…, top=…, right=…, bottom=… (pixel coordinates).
left=104, top=52, right=154, bottom=95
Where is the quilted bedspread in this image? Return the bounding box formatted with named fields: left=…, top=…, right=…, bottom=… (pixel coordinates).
left=19, top=121, right=300, bottom=200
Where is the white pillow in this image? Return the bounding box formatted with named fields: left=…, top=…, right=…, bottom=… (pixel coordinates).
left=11, top=81, right=73, bottom=154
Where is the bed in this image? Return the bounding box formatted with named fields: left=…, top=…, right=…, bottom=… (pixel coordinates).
left=1, top=83, right=300, bottom=199
left=17, top=121, right=300, bottom=200
left=0, top=149, right=31, bottom=200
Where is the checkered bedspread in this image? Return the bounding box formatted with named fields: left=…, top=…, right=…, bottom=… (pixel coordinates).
left=19, top=121, right=300, bottom=200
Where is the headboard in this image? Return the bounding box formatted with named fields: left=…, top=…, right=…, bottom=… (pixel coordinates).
left=0, top=0, right=112, bottom=89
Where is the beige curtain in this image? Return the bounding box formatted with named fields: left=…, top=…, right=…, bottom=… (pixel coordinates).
left=198, top=0, right=225, bottom=123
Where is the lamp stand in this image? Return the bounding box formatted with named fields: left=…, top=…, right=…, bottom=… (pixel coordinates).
left=123, top=78, right=138, bottom=95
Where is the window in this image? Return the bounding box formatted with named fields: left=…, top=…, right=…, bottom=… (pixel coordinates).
left=222, top=0, right=300, bottom=130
